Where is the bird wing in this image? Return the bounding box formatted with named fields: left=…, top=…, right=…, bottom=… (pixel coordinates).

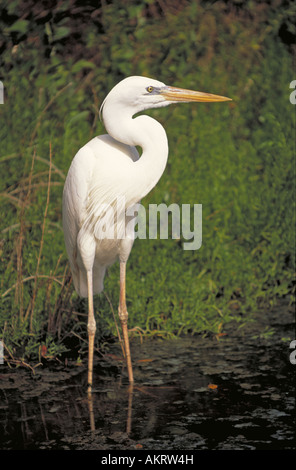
left=62, top=134, right=139, bottom=296
left=62, top=143, right=97, bottom=293
left=82, top=135, right=140, bottom=241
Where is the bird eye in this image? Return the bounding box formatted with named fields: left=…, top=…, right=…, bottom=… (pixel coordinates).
left=146, top=86, right=154, bottom=93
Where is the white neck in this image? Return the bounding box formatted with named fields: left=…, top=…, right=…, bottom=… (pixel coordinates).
left=104, top=110, right=169, bottom=204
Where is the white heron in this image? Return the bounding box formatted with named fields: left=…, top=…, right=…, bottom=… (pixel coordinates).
left=62, top=76, right=231, bottom=392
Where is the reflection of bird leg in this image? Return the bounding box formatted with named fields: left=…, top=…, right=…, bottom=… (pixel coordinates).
left=126, top=383, right=134, bottom=435
left=87, top=390, right=95, bottom=431
left=118, top=262, right=134, bottom=384
left=87, top=270, right=96, bottom=393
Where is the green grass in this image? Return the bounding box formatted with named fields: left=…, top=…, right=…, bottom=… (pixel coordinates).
left=0, top=0, right=294, bottom=364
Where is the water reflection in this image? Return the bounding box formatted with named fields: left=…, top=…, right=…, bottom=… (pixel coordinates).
left=87, top=382, right=133, bottom=435
left=0, top=303, right=294, bottom=450
left=87, top=390, right=95, bottom=432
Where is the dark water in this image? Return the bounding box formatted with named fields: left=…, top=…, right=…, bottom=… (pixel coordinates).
left=0, top=303, right=295, bottom=451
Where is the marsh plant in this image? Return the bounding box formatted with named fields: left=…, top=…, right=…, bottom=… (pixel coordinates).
left=0, top=0, right=294, bottom=364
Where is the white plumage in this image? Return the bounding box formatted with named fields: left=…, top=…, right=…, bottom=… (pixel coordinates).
left=63, top=135, right=140, bottom=297
left=62, top=76, right=230, bottom=391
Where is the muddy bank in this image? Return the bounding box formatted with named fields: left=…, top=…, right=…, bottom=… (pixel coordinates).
left=0, top=302, right=295, bottom=450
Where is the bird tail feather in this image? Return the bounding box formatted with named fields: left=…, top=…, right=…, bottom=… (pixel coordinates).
left=71, top=264, right=106, bottom=298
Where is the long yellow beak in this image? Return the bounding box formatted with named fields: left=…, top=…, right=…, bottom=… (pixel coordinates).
left=161, top=86, right=231, bottom=103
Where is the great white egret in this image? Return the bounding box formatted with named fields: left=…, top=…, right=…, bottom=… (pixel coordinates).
left=62, top=76, right=231, bottom=392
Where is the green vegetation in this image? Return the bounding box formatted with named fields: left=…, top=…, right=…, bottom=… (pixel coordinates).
left=0, top=0, right=295, bottom=364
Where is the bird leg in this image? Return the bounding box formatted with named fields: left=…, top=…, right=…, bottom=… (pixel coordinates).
left=87, top=270, right=96, bottom=393
left=118, top=261, right=134, bottom=383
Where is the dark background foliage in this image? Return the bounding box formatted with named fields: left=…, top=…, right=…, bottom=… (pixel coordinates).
left=0, top=0, right=295, bottom=362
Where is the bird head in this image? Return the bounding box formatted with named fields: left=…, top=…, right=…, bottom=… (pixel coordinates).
left=100, top=75, right=231, bottom=122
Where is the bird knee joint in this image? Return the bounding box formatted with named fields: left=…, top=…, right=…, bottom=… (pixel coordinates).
left=88, top=319, right=96, bottom=335
left=118, top=307, right=128, bottom=324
